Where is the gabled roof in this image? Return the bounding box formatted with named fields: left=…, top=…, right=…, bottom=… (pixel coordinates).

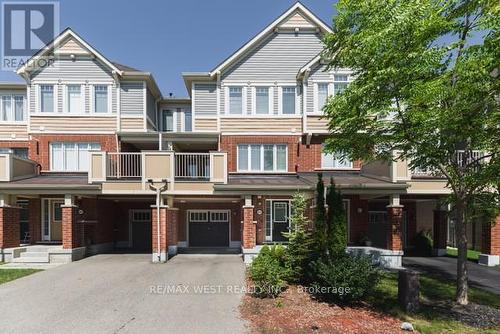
left=16, top=28, right=123, bottom=76
left=208, top=2, right=332, bottom=78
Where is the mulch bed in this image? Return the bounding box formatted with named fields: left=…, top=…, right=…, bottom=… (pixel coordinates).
left=240, top=285, right=407, bottom=334
left=426, top=300, right=500, bottom=329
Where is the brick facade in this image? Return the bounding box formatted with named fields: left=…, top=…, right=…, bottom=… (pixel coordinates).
left=220, top=135, right=362, bottom=173
left=151, top=206, right=168, bottom=254
left=167, top=208, right=179, bottom=247
left=0, top=206, right=20, bottom=249
left=387, top=206, right=403, bottom=251
left=62, top=205, right=80, bottom=249
left=28, top=134, right=117, bottom=171
left=482, top=216, right=500, bottom=256
left=242, top=206, right=256, bottom=249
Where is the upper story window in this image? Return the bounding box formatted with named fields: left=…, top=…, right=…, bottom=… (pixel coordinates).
left=237, top=144, right=287, bottom=172
left=282, top=86, right=296, bottom=114
left=321, top=145, right=353, bottom=169
left=0, top=95, right=25, bottom=122
left=255, top=87, right=270, bottom=114
left=229, top=87, right=243, bottom=114
left=94, top=85, right=109, bottom=113
left=40, top=85, right=54, bottom=113
left=317, top=83, right=329, bottom=111
left=66, top=85, right=83, bottom=113
left=50, top=142, right=101, bottom=172
left=333, top=74, right=349, bottom=95
left=162, top=109, right=175, bottom=132
left=184, top=110, right=192, bottom=132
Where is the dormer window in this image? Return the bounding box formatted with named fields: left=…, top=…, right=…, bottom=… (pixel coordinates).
left=66, top=85, right=83, bottom=113
left=40, top=85, right=54, bottom=113
left=229, top=87, right=243, bottom=114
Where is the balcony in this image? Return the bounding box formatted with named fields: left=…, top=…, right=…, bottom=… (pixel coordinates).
left=88, top=151, right=227, bottom=194
left=0, top=154, right=38, bottom=182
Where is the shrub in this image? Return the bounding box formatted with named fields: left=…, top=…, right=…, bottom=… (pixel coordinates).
left=326, top=178, right=347, bottom=255
left=309, top=253, right=380, bottom=304
left=414, top=230, right=433, bottom=256
left=249, top=245, right=290, bottom=298
left=284, top=192, right=314, bottom=282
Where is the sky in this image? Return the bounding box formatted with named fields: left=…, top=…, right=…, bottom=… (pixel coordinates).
left=0, top=0, right=337, bottom=97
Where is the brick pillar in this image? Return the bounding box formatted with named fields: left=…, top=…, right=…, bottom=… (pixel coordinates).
left=479, top=216, right=500, bottom=266
left=167, top=208, right=179, bottom=256
left=242, top=205, right=256, bottom=249
left=28, top=198, right=41, bottom=244
left=387, top=205, right=403, bottom=251
left=62, top=205, right=80, bottom=249
left=151, top=206, right=168, bottom=262
left=0, top=206, right=20, bottom=249
left=433, top=210, right=448, bottom=256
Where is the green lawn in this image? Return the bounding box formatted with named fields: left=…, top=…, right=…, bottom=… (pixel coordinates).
left=0, top=268, right=41, bottom=285
left=369, top=272, right=500, bottom=334
left=446, top=247, right=481, bottom=261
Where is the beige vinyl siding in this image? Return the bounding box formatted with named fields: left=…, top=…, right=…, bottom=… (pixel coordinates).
left=278, top=12, right=316, bottom=29
left=306, top=115, right=328, bottom=132
left=220, top=117, right=301, bottom=133
left=29, top=116, right=117, bottom=132
left=120, top=117, right=144, bottom=131
left=54, top=37, right=91, bottom=55
left=194, top=83, right=217, bottom=116
left=0, top=124, right=29, bottom=140
left=222, top=32, right=323, bottom=82
left=57, top=85, right=63, bottom=113
left=120, top=82, right=144, bottom=115
left=194, top=118, right=217, bottom=132
left=31, top=58, right=113, bottom=81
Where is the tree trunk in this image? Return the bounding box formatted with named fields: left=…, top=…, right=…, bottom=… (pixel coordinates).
left=455, top=201, right=468, bottom=305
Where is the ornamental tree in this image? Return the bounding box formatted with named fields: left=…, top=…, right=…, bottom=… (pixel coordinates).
left=322, top=0, right=499, bottom=305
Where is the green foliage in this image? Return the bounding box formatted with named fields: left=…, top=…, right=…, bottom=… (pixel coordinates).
left=310, top=253, right=380, bottom=304
left=325, top=178, right=347, bottom=255
left=414, top=230, right=434, bottom=256
left=313, top=173, right=328, bottom=255
left=249, top=245, right=289, bottom=298
left=322, top=0, right=499, bottom=303
left=283, top=192, right=314, bottom=282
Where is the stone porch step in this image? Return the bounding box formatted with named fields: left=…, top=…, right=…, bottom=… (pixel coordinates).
left=20, top=251, right=49, bottom=258
left=12, top=256, right=49, bottom=263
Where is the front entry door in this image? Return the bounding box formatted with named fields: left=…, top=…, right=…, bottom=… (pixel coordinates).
left=42, top=199, right=63, bottom=241
left=272, top=201, right=290, bottom=242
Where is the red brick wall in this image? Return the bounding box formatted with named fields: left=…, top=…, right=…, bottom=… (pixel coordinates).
left=242, top=206, right=255, bottom=248
left=482, top=216, right=500, bottom=255
left=220, top=135, right=362, bottom=173
left=0, top=207, right=20, bottom=248
left=151, top=207, right=167, bottom=253
left=387, top=206, right=403, bottom=251
left=167, top=208, right=179, bottom=246
left=0, top=141, right=29, bottom=149
left=62, top=205, right=79, bottom=249
left=28, top=134, right=117, bottom=171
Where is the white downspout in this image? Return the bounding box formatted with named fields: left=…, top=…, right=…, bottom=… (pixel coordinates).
left=156, top=187, right=161, bottom=262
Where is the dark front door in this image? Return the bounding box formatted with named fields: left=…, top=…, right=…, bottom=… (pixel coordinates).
left=131, top=210, right=152, bottom=252
left=272, top=201, right=289, bottom=242
left=189, top=211, right=229, bottom=247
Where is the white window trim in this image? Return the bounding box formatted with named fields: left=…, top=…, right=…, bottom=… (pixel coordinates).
left=91, top=84, right=112, bottom=114
left=0, top=94, right=27, bottom=123
left=265, top=199, right=292, bottom=242
left=252, top=86, right=273, bottom=115
left=161, top=109, right=177, bottom=132
left=64, top=84, right=85, bottom=114
left=279, top=86, right=297, bottom=115
left=226, top=85, right=245, bottom=115
left=320, top=148, right=354, bottom=170
left=236, top=143, right=288, bottom=173
left=49, top=142, right=101, bottom=172
left=182, top=109, right=193, bottom=132
left=39, top=84, right=56, bottom=113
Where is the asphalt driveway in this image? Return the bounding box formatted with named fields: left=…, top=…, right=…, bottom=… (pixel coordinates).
left=403, top=256, right=500, bottom=295
left=0, top=254, right=247, bottom=334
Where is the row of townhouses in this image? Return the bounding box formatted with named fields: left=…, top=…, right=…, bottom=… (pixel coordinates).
left=0, top=3, right=498, bottom=267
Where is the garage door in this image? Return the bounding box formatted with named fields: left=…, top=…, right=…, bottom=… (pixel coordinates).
left=131, top=210, right=152, bottom=252
left=189, top=211, right=229, bottom=247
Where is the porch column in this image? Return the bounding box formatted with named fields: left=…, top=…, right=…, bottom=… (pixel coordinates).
left=28, top=198, right=41, bottom=244
left=167, top=207, right=179, bottom=256
left=151, top=205, right=168, bottom=263
left=0, top=195, right=20, bottom=249
left=387, top=195, right=403, bottom=251
left=433, top=208, right=448, bottom=256
left=62, top=195, right=80, bottom=249
left=479, top=216, right=500, bottom=266
left=242, top=195, right=256, bottom=249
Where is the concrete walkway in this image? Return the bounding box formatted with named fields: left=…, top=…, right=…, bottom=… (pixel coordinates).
left=403, top=256, right=500, bottom=295
left=0, top=254, right=247, bottom=334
